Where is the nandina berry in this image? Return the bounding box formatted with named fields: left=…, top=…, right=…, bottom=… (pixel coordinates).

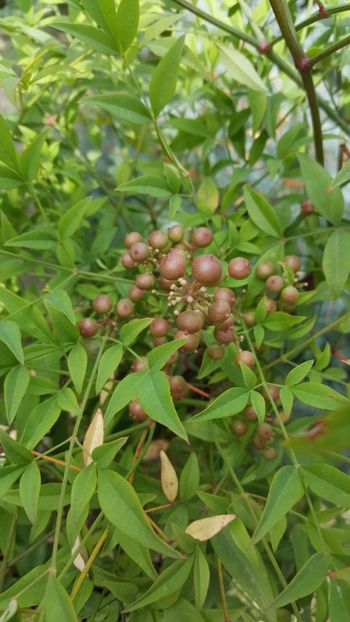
left=256, top=262, right=275, bottom=280
left=207, top=301, right=231, bottom=324
left=232, top=420, right=247, bottom=436
left=281, top=285, right=300, bottom=304
left=266, top=275, right=284, bottom=293
left=129, top=242, right=149, bottom=262
left=207, top=344, right=225, bottom=360
left=129, top=400, right=147, bottom=421
left=125, top=231, right=142, bottom=248
left=175, top=330, right=201, bottom=352
left=116, top=299, right=134, bottom=318
left=191, top=227, right=213, bottom=248
left=148, top=230, right=168, bottom=249
left=263, top=384, right=280, bottom=402
left=215, top=314, right=234, bottom=330
left=150, top=318, right=169, bottom=337
left=257, top=423, right=273, bottom=440
left=284, top=255, right=301, bottom=273
left=263, top=447, right=277, bottom=460
left=128, top=285, right=145, bottom=302
left=228, top=257, right=251, bottom=279
left=135, top=272, right=155, bottom=291
left=153, top=336, right=167, bottom=346
left=236, top=350, right=256, bottom=367
left=93, top=294, right=112, bottom=314
left=301, top=200, right=313, bottom=215
left=265, top=298, right=277, bottom=313
left=245, top=405, right=257, bottom=420
left=79, top=318, right=98, bottom=338
left=121, top=253, right=136, bottom=270
left=159, top=249, right=186, bottom=280
left=168, top=224, right=184, bottom=243
left=191, top=254, right=222, bottom=286
left=131, top=356, right=148, bottom=372
left=214, top=326, right=235, bottom=344
left=252, top=434, right=266, bottom=450
left=168, top=375, right=189, bottom=400
left=158, top=276, right=175, bottom=291
left=214, top=287, right=235, bottom=307
left=176, top=310, right=203, bottom=333
left=244, top=311, right=256, bottom=327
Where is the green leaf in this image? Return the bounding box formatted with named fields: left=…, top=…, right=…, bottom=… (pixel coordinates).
left=96, top=344, right=123, bottom=394
left=19, top=462, right=41, bottom=523
left=4, top=365, right=30, bottom=424
left=68, top=343, right=88, bottom=395
left=280, top=385, right=294, bottom=417
left=253, top=466, right=304, bottom=543
left=302, top=464, right=350, bottom=507
left=97, top=468, right=180, bottom=558
left=0, top=321, right=24, bottom=364
left=271, top=554, right=326, bottom=608
left=148, top=338, right=186, bottom=371
left=0, top=466, right=26, bottom=499
left=81, top=0, right=119, bottom=46
left=0, top=430, right=33, bottom=465
left=44, top=575, right=78, bottom=622
left=21, top=396, right=61, bottom=449
left=56, top=388, right=79, bottom=413
left=194, top=547, right=210, bottom=609
left=125, top=558, right=194, bottom=611
left=298, top=153, right=344, bottom=225
left=189, top=388, right=250, bottom=423
left=113, top=525, right=157, bottom=580
left=0, top=114, right=19, bottom=171
left=116, top=0, right=139, bottom=52
left=104, top=371, right=145, bottom=424
left=138, top=371, right=188, bottom=441
left=66, top=463, right=97, bottom=545
left=44, top=290, right=76, bottom=325
left=179, top=453, right=200, bottom=501
left=19, top=130, right=48, bottom=181
left=54, top=22, right=117, bottom=55
left=58, top=198, right=89, bottom=240
left=150, top=36, right=185, bottom=116
left=92, top=437, right=128, bottom=468
left=330, top=159, right=350, bottom=190
left=120, top=318, right=153, bottom=347
left=117, top=175, right=172, bottom=198
left=239, top=363, right=257, bottom=389
left=292, top=382, right=348, bottom=411
left=330, top=579, right=350, bottom=621
left=0, top=165, right=23, bottom=189
left=83, top=93, right=150, bottom=124
left=5, top=229, right=56, bottom=250
left=263, top=312, right=306, bottom=331
left=244, top=186, right=282, bottom=237
left=250, top=390, right=266, bottom=424
left=217, top=43, right=267, bottom=93
left=322, top=230, right=350, bottom=299
left=286, top=360, right=314, bottom=386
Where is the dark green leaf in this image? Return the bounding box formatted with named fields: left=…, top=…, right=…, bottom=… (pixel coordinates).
left=322, top=230, right=350, bottom=299
left=190, top=388, right=250, bottom=423
left=0, top=321, right=24, bottom=364
left=44, top=574, right=78, bottom=621
left=4, top=365, right=30, bottom=424
left=19, top=462, right=41, bottom=523
left=302, top=464, right=350, bottom=507
left=271, top=554, right=326, bottom=608
left=148, top=338, right=186, bottom=371
left=96, top=344, right=123, bottom=393
left=120, top=318, right=153, bottom=347
left=286, top=360, right=314, bottom=386
left=292, top=382, right=348, bottom=411
left=150, top=37, right=185, bottom=116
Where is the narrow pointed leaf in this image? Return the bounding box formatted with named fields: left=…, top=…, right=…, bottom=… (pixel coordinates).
left=150, top=37, right=185, bottom=116
left=4, top=365, right=30, bottom=424
left=271, top=554, right=327, bottom=608
left=19, top=462, right=41, bottom=523
left=0, top=321, right=24, bottom=364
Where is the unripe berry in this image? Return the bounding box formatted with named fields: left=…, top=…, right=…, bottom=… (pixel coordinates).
left=256, top=262, right=275, bottom=280
left=266, top=275, right=284, bottom=293
left=125, top=231, right=142, bottom=248
left=232, top=420, right=247, bottom=437
left=301, top=200, right=313, bottom=214
left=207, top=301, right=231, bottom=324
left=79, top=318, right=98, bottom=338
left=263, top=384, right=280, bottom=402
left=129, top=400, right=147, bottom=421
left=265, top=298, right=277, bottom=313
left=168, top=224, right=184, bottom=243
left=252, top=434, right=266, bottom=450
left=148, top=230, right=168, bottom=250
left=284, top=255, right=301, bottom=273
left=176, top=310, right=203, bottom=333
left=116, top=299, right=134, bottom=319
left=214, top=326, right=235, bottom=344
left=150, top=318, right=169, bottom=337
left=214, top=287, right=235, bottom=307
left=207, top=344, right=225, bottom=360
left=93, top=295, right=112, bottom=315
left=245, top=405, right=257, bottom=420
left=128, top=285, right=145, bottom=302
left=263, top=447, right=277, bottom=460
left=192, top=255, right=222, bottom=286
left=281, top=285, right=300, bottom=304
left=129, top=242, right=149, bottom=262
left=236, top=350, right=255, bottom=367
left=168, top=375, right=189, bottom=400
left=228, top=257, right=251, bottom=279
left=135, top=272, right=155, bottom=291
left=244, top=311, right=256, bottom=327
left=153, top=336, right=167, bottom=346
left=131, top=357, right=148, bottom=372
left=159, top=249, right=186, bottom=280
left=122, top=253, right=136, bottom=270
left=191, top=227, right=213, bottom=248
left=175, top=330, right=201, bottom=352
left=257, top=423, right=273, bottom=440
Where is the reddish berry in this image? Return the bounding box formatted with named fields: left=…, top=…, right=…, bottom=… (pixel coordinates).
left=252, top=434, right=266, bottom=450
left=256, top=262, right=275, bottom=280
left=257, top=423, right=273, bottom=440
left=131, top=357, right=148, bottom=372
left=207, top=344, right=225, bottom=360
left=213, top=287, right=235, bottom=307
left=284, top=255, right=301, bottom=273
left=176, top=310, right=203, bottom=333
left=263, top=384, right=280, bottom=402
left=191, top=254, right=222, bottom=286
left=158, top=277, right=175, bottom=291
left=168, top=224, right=184, bottom=243
left=135, top=272, right=155, bottom=290
left=207, top=301, right=231, bottom=324
left=93, top=295, right=112, bottom=314
left=228, top=257, right=251, bottom=279
left=129, top=400, right=147, bottom=421
left=191, top=227, right=213, bottom=248
left=116, top=299, right=134, bottom=319
left=263, top=447, right=277, bottom=460
left=244, top=311, right=256, bottom=327
left=214, top=326, right=235, bottom=344
left=159, top=249, right=186, bottom=280
left=236, top=350, right=255, bottom=367
left=175, top=330, right=201, bottom=352
left=79, top=318, right=98, bottom=338
left=125, top=232, right=142, bottom=248
left=148, top=230, right=168, bottom=249
left=245, top=406, right=257, bottom=421
left=281, top=285, right=300, bottom=304
left=265, top=298, right=277, bottom=313
left=153, top=336, right=167, bottom=346
left=301, top=200, right=313, bottom=215
left=128, top=285, right=145, bottom=302
left=121, top=253, right=136, bottom=270
left=266, top=275, right=284, bottom=293
left=129, top=242, right=149, bottom=262
left=168, top=375, right=189, bottom=400
left=150, top=318, right=169, bottom=337
left=232, top=420, right=247, bottom=436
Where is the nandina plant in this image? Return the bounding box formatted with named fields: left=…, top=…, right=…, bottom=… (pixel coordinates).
left=0, top=1, right=350, bottom=621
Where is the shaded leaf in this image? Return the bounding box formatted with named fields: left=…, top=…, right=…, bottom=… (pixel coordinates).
left=150, top=37, right=185, bottom=116
left=19, top=462, right=41, bottom=523
left=322, top=230, right=350, bottom=299
left=4, top=365, right=30, bottom=424
left=83, top=93, right=150, bottom=124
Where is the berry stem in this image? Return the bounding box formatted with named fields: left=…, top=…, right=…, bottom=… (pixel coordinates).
left=309, top=34, right=350, bottom=67
left=187, top=383, right=210, bottom=399
left=31, top=450, right=81, bottom=472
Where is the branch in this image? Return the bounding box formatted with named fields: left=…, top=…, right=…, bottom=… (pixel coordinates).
left=269, top=0, right=324, bottom=164
left=272, top=5, right=350, bottom=45
left=309, top=34, right=350, bottom=67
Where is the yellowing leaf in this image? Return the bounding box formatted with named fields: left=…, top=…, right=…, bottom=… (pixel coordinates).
left=83, top=409, right=104, bottom=465
left=71, top=536, right=86, bottom=572
left=160, top=450, right=178, bottom=502
left=185, top=514, right=236, bottom=541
